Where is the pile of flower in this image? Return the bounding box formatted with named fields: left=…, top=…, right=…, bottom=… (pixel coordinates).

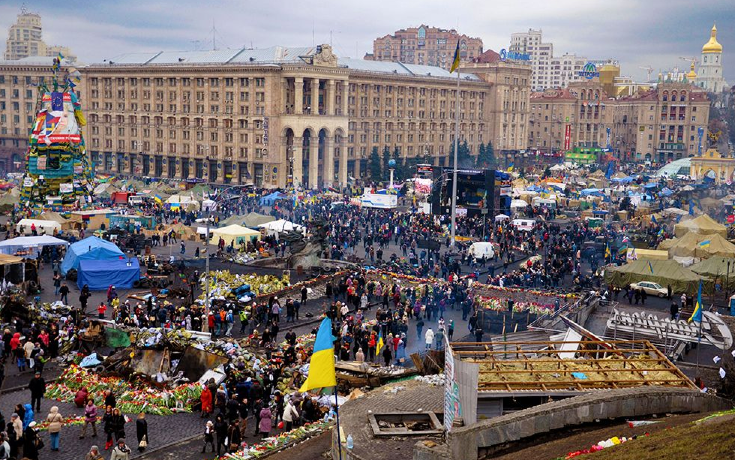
left=202, top=271, right=292, bottom=300
left=34, top=414, right=90, bottom=432
left=561, top=434, right=648, bottom=459
left=45, top=365, right=202, bottom=416
left=473, top=295, right=555, bottom=315
left=216, top=420, right=333, bottom=459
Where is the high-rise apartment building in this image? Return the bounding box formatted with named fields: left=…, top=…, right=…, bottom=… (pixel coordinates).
left=4, top=8, right=76, bottom=62
left=510, top=29, right=617, bottom=91
left=370, top=25, right=483, bottom=71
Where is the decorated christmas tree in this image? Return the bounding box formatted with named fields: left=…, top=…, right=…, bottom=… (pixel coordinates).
left=20, top=55, right=94, bottom=210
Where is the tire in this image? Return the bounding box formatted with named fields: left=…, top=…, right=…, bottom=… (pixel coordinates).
left=658, top=293, right=665, bottom=298
left=132, top=280, right=141, bottom=288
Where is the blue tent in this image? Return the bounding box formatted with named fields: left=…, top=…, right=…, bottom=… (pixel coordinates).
left=60, top=236, right=125, bottom=275
left=77, top=258, right=140, bottom=291
left=258, top=192, right=287, bottom=206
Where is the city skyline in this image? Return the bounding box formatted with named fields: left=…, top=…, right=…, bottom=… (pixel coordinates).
left=1, top=0, right=733, bottom=85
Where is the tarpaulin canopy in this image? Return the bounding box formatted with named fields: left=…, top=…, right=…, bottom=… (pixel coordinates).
left=77, top=257, right=140, bottom=291
left=668, top=232, right=735, bottom=259
left=61, top=236, right=125, bottom=275
left=0, top=235, right=68, bottom=258
left=604, top=259, right=708, bottom=295
left=657, top=238, right=680, bottom=250
left=674, top=214, right=726, bottom=238
left=242, top=212, right=276, bottom=228
left=258, top=219, right=304, bottom=239
left=210, top=225, right=261, bottom=246
left=16, top=219, right=61, bottom=235
left=691, top=257, right=735, bottom=290
left=258, top=192, right=287, bottom=206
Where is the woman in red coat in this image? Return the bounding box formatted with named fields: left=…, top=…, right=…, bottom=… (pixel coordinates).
left=74, top=387, right=89, bottom=408
left=200, top=386, right=213, bottom=418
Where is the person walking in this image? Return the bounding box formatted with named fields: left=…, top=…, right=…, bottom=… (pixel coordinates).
left=136, top=413, right=148, bottom=452
left=109, top=438, right=131, bottom=460
left=81, top=399, right=97, bottom=439
left=23, top=421, right=39, bottom=460
left=258, top=405, right=272, bottom=439
left=424, top=328, right=434, bottom=351
left=214, top=414, right=228, bottom=455
left=85, top=445, right=104, bottom=460
left=59, top=283, right=69, bottom=304
left=45, top=406, right=63, bottom=451
left=110, top=408, right=126, bottom=442
left=202, top=420, right=215, bottom=453
left=102, top=406, right=114, bottom=450
left=28, top=371, right=45, bottom=412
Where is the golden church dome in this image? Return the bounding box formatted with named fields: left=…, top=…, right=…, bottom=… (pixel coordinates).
left=702, top=24, right=723, bottom=54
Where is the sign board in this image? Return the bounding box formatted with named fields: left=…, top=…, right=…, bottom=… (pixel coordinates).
left=727, top=215, right=734, bottom=224
left=499, top=48, right=531, bottom=61
left=444, top=341, right=461, bottom=430
left=36, top=156, right=47, bottom=170
left=59, top=183, right=74, bottom=194
left=564, top=124, right=572, bottom=150
left=577, top=62, right=600, bottom=79
left=606, top=308, right=733, bottom=350
left=23, top=177, right=34, bottom=187
left=500, top=186, right=512, bottom=196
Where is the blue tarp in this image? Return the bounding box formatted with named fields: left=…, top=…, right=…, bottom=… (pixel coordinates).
left=61, top=236, right=125, bottom=275
left=258, top=192, right=287, bottom=206
left=611, top=176, right=635, bottom=184
left=77, top=257, right=140, bottom=291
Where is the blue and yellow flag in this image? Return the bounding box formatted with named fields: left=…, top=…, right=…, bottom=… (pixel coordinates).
left=376, top=329, right=384, bottom=356
left=153, top=194, right=163, bottom=205
left=299, top=318, right=336, bottom=392
left=699, top=240, right=711, bottom=248
left=450, top=41, right=461, bottom=73
left=689, top=280, right=703, bottom=323
left=507, top=162, right=514, bottom=172
left=605, top=244, right=611, bottom=259
left=648, top=261, right=654, bottom=274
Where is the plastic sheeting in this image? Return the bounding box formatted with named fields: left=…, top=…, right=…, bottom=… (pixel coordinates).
left=77, top=257, right=140, bottom=291
left=61, top=236, right=125, bottom=275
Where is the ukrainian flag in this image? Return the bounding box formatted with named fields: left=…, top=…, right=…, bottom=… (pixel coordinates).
left=299, top=318, right=337, bottom=392
left=507, top=163, right=514, bottom=172
left=689, top=280, right=703, bottom=323
left=450, top=41, right=461, bottom=73
left=605, top=244, right=611, bottom=259
left=376, top=329, right=384, bottom=356
left=648, top=261, right=654, bottom=274
left=699, top=240, right=711, bottom=248
left=153, top=194, right=163, bottom=205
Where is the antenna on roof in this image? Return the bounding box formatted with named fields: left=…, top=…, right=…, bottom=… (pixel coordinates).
left=212, top=20, right=217, bottom=50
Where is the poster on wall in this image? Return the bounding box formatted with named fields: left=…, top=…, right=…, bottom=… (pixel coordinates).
left=36, top=156, right=47, bottom=170
left=23, top=177, right=34, bottom=187
left=59, top=183, right=74, bottom=194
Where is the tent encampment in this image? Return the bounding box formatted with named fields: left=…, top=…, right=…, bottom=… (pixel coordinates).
left=16, top=219, right=61, bottom=236
left=0, top=235, right=68, bottom=259
left=77, top=257, right=140, bottom=291
left=604, top=259, right=708, bottom=295
left=691, top=257, right=735, bottom=290
left=258, top=219, right=304, bottom=239
left=258, top=192, right=287, bottom=206
left=210, top=225, right=261, bottom=246
left=61, top=236, right=125, bottom=275
left=674, top=214, right=727, bottom=238
left=242, top=212, right=276, bottom=228
left=667, top=232, right=735, bottom=259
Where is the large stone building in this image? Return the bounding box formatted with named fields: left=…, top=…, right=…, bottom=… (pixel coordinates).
left=509, top=29, right=617, bottom=91
left=0, top=45, right=532, bottom=187
left=529, top=81, right=710, bottom=163
left=370, top=25, right=483, bottom=71
left=4, top=8, right=76, bottom=62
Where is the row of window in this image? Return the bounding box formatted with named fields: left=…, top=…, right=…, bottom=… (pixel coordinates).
left=89, top=77, right=266, bottom=88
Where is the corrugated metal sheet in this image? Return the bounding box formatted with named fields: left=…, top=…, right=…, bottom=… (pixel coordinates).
left=230, top=46, right=314, bottom=64
left=339, top=58, right=412, bottom=75
left=150, top=49, right=241, bottom=64
left=106, top=52, right=161, bottom=65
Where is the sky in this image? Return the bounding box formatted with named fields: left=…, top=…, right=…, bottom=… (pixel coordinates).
left=1, top=0, right=733, bottom=84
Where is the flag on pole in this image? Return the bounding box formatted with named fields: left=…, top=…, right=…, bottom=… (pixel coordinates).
left=506, top=163, right=514, bottom=172
left=376, top=329, right=384, bottom=356
left=450, top=41, right=461, bottom=73
left=648, top=261, right=654, bottom=274
left=299, top=318, right=336, bottom=392
left=689, top=280, right=703, bottom=323
left=605, top=243, right=611, bottom=259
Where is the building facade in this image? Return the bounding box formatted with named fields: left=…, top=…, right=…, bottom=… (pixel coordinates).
left=19, top=44, right=528, bottom=188
left=696, top=24, right=728, bottom=93
left=370, top=25, right=483, bottom=71
left=509, top=29, right=618, bottom=91
left=529, top=81, right=710, bottom=163
left=4, top=8, right=76, bottom=62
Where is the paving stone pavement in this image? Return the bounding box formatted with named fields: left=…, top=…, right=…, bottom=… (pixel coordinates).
left=0, top=384, right=204, bottom=460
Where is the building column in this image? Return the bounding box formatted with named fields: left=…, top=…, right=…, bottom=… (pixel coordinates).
left=338, top=143, right=348, bottom=186
left=341, top=81, right=349, bottom=116
left=294, top=77, right=303, bottom=115
left=161, top=157, right=169, bottom=178
left=324, top=137, right=335, bottom=187
left=292, top=136, right=303, bottom=188
left=281, top=78, right=289, bottom=114
left=311, top=78, right=320, bottom=114
left=309, top=140, right=319, bottom=189
left=354, top=157, right=361, bottom=179
left=327, top=80, right=336, bottom=116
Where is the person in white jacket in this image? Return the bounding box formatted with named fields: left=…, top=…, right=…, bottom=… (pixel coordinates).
left=424, top=328, right=434, bottom=350
left=282, top=398, right=300, bottom=431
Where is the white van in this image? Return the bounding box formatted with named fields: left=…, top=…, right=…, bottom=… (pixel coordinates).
left=512, top=219, right=536, bottom=232
left=128, top=195, right=146, bottom=206
left=468, top=242, right=495, bottom=260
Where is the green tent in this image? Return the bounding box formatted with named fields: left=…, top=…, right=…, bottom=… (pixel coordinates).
left=242, top=212, right=275, bottom=228
left=690, top=257, right=735, bottom=290
left=604, top=259, right=710, bottom=295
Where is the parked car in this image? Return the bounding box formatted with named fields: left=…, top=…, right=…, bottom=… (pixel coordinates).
left=630, top=281, right=668, bottom=297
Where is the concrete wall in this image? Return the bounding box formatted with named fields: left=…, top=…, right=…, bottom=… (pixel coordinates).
left=413, top=386, right=732, bottom=460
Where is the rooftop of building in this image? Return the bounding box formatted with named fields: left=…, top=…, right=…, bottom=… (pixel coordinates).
left=0, top=56, right=79, bottom=67
left=530, top=87, right=578, bottom=101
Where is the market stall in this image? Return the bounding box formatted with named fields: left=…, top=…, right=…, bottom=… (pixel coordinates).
left=16, top=218, right=61, bottom=235
left=0, top=235, right=69, bottom=259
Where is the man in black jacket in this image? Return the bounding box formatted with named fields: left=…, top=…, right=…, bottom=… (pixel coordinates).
left=28, top=371, right=46, bottom=411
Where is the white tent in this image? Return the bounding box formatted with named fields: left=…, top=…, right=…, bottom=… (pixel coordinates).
left=257, top=219, right=305, bottom=239
left=16, top=219, right=61, bottom=235
left=0, top=235, right=68, bottom=258
left=510, top=199, right=528, bottom=209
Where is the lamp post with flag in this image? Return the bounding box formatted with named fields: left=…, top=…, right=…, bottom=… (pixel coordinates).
left=449, top=40, right=461, bottom=249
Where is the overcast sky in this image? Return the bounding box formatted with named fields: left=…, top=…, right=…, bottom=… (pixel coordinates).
left=1, top=0, right=733, bottom=84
